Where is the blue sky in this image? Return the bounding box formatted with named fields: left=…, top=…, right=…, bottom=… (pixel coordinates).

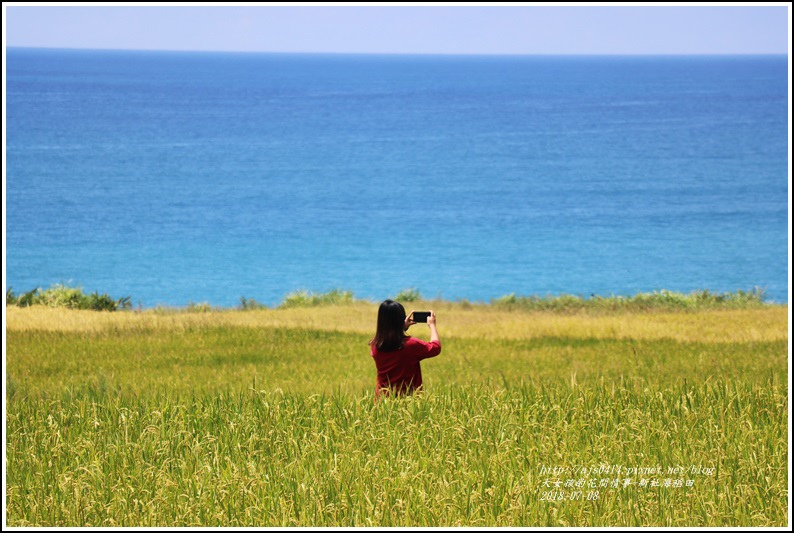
left=3, top=4, right=791, bottom=55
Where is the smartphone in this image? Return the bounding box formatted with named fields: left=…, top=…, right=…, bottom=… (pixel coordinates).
left=412, top=311, right=431, bottom=323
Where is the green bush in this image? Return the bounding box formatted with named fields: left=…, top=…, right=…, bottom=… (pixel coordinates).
left=186, top=302, right=216, bottom=313
left=279, top=289, right=356, bottom=308
left=491, top=288, right=768, bottom=313
left=6, top=284, right=131, bottom=312
left=39, top=284, right=87, bottom=309
left=6, top=285, right=771, bottom=313
left=394, top=288, right=422, bottom=302
left=239, top=297, right=268, bottom=310
left=16, top=288, right=42, bottom=308
left=86, top=292, right=130, bottom=311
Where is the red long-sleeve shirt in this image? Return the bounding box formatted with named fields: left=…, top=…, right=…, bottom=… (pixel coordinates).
left=371, top=337, right=442, bottom=398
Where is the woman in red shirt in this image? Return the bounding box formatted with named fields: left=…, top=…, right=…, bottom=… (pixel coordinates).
left=369, top=299, right=441, bottom=399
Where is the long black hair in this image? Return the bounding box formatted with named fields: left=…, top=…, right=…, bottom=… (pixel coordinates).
left=370, top=299, right=408, bottom=352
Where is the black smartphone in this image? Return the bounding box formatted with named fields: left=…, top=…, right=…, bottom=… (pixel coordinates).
left=412, top=311, right=431, bottom=323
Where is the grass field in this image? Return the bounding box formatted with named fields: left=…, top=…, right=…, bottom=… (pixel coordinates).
left=4, top=300, right=789, bottom=526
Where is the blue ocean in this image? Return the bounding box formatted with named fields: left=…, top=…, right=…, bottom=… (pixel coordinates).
left=5, top=48, right=789, bottom=307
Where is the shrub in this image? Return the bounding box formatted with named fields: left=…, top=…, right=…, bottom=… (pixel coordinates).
left=492, top=293, right=519, bottom=307
left=394, top=288, right=422, bottom=302
left=239, top=297, right=268, bottom=310
left=491, top=289, right=768, bottom=313
left=116, top=296, right=133, bottom=310
left=186, top=302, right=215, bottom=313
left=279, top=289, right=356, bottom=308
left=17, top=288, right=42, bottom=308
left=7, top=284, right=131, bottom=311
left=85, top=292, right=125, bottom=311
left=39, top=284, right=88, bottom=309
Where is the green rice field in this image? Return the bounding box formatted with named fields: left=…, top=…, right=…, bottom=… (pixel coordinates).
left=4, top=298, right=789, bottom=526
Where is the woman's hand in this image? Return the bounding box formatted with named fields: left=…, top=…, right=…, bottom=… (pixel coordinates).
left=404, top=311, right=417, bottom=331
left=427, top=310, right=439, bottom=344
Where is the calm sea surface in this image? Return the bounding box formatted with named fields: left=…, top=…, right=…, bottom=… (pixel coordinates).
left=6, top=49, right=789, bottom=307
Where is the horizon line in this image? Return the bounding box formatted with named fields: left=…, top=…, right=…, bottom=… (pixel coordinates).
left=6, top=45, right=789, bottom=58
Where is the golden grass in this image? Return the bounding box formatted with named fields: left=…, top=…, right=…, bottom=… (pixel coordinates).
left=5, top=302, right=787, bottom=344
left=5, top=302, right=788, bottom=526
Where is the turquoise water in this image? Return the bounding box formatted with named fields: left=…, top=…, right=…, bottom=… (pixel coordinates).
left=6, top=49, right=789, bottom=307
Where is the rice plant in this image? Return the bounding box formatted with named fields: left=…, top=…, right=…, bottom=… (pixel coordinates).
left=4, top=297, right=788, bottom=526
